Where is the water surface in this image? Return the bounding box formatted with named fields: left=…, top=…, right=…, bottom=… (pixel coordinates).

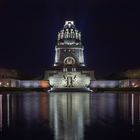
left=0, top=92, right=140, bottom=140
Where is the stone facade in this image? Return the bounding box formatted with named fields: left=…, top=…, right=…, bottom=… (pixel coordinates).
left=54, top=21, right=85, bottom=67
left=44, top=70, right=94, bottom=89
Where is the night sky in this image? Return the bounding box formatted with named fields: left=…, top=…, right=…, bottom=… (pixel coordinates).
left=0, top=0, right=140, bottom=78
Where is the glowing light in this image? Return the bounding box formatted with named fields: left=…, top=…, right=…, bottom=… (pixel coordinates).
left=132, top=83, right=135, bottom=86
left=40, top=81, right=50, bottom=88
left=6, top=82, right=9, bottom=87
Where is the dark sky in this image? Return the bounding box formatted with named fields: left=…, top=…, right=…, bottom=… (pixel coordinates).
left=0, top=0, right=140, bottom=78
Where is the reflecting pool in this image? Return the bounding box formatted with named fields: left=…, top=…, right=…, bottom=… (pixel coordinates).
left=0, top=92, right=140, bottom=140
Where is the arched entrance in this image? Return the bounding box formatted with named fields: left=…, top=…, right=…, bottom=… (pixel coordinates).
left=64, top=57, right=75, bottom=65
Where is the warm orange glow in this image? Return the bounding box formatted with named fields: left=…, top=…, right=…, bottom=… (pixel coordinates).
left=40, top=80, right=50, bottom=88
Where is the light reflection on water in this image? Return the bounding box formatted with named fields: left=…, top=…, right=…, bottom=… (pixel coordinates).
left=49, top=93, right=90, bottom=140
left=0, top=92, right=140, bottom=140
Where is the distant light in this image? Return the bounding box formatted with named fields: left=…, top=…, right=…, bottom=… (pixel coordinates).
left=6, top=82, right=9, bottom=87
left=132, top=83, right=135, bottom=86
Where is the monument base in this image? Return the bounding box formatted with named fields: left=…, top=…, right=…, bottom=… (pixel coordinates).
left=48, top=87, right=93, bottom=92
left=43, top=69, right=95, bottom=91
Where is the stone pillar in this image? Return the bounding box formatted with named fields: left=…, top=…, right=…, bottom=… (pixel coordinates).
left=58, top=32, right=60, bottom=40
left=81, top=48, right=84, bottom=64
left=54, top=48, right=60, bottom=65
left=55, top=48, right=58, bottom=64
left=78, top=49, right=83, bottom=64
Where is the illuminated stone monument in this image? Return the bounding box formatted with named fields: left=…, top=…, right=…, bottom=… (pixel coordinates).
left=54, top=21, right=85, bottom=67
left=44, top=21, right=95, bottom=91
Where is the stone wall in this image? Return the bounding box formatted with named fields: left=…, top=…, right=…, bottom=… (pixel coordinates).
left=44, top=70, right=95, bottom=88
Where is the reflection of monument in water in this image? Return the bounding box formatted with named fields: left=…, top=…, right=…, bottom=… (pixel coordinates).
left=1, top=93, right=140, bottom=139
left=49, top=93, right=90, bottom=140
left=44, top=21, right=95, bottom=91
left=0, top=92, right=90, bottom=139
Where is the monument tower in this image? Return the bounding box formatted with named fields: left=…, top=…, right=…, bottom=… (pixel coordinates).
left=44, top=21, right=95, bottom=91
left=54, top=21, right=85, bottom=67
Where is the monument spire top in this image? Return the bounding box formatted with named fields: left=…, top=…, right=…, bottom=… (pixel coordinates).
left=64, top=21, right=75, bottom=29
left=57, top=21, right=81, bottom=42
